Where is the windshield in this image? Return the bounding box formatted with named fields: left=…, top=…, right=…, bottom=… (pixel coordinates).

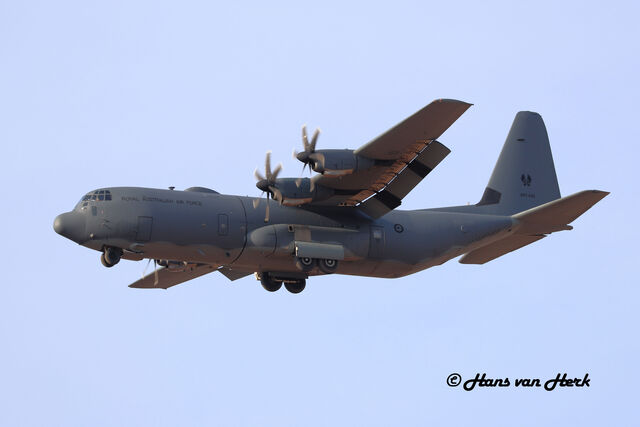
left=75, top=189, right=113, bottom=210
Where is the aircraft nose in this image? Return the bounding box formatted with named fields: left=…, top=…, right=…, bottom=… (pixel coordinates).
left=53, top=211, right=86, bottom=243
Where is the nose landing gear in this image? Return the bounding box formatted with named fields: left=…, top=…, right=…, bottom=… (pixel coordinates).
left=101, top=247, right=123, bottom=268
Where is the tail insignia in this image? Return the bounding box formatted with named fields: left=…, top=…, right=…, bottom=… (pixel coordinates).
left=520, top=174, right=532, bottom=187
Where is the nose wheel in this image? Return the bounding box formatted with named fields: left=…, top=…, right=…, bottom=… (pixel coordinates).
left=101, top=247, right=123, bottom=268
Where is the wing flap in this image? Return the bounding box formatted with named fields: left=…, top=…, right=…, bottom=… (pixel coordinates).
left=129, top=263, right=218, bottom=289
left=358, top=140, right=451, bottom=218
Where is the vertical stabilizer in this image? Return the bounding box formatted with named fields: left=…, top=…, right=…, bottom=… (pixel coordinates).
left=477, top=112, right=561, bottom=215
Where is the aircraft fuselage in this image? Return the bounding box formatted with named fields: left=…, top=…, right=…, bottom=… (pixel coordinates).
left=54, top=187, right=516, bottom=279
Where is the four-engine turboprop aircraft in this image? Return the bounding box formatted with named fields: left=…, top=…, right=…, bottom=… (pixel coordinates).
left=53, top=99, right=608, bottom=293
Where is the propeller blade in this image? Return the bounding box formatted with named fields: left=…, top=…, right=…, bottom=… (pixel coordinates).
left=271, top=163, right=283, bottom=181
left=254, top=168, right=265, bottom=181
left=302, top=125, right=309, bottom=151
left=310, top=128, right=320, bottom=152
left=153, top=259, right=159, bottom=286
left=253, top=193, right=263, bottom=209
left=265, top=151, right=272, bottom=177
left=264, top=193, right=270, bottom=222
left=142, top=258, right=151, bottom=279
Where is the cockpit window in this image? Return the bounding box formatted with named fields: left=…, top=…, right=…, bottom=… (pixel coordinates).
left=76, top=190, right=113, bottom=209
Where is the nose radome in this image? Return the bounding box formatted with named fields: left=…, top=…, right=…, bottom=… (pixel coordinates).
left=53, top=214, right=65, bottom=235
left=53, top=212, right=86, bottom=243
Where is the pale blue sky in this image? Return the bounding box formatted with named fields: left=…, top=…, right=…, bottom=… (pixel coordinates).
left=1, top=1, right=637, bottom=426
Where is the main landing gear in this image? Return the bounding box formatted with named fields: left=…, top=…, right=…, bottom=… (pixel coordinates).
left=101, top=246, right=123, bottom=268
left=259, top=272, right=306, bottom=294
left=295, top=257, right=338, bottom=274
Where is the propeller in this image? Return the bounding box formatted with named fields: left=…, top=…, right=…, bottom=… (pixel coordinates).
left=253, top=151, right=282, bottom=222
left=294, top=125, right=321, bottom=189
left=142, top=258, right=160, bottom=286
left=294, top=125, right=320, bottom=174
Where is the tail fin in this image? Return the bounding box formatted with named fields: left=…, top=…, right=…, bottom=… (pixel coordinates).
left=477, top=112, right=560, bottom=215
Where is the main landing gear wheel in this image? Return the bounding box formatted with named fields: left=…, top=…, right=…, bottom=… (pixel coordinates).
left=284, top=279, right=306, bottom=294
left=295, top=256, right=316, bottom=272
left=260, top=273, right=283, bottom=292
left=318, top=258, right=338, bottom=274
left=101, top=247, right=123, bottom=268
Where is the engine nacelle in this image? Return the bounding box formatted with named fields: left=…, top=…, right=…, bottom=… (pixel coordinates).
left=157, top=259, right=196, bottom=272
left=270, top=178, right=334, bottom=206
left=308, top=149, right=375, bottom=176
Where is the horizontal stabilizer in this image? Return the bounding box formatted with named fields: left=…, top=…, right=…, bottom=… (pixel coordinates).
left=513, top=190, right=609, bottom=235
left=129, top=263, right=217, bottom=289
left=460, top=189, right=608, bottom=265
left=459, top=234, right=546, bottom=264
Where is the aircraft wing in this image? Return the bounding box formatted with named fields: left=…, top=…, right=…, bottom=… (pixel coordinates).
left=129, top=263, right=218, bottom=289
left=313, top=99, right=471, bottom=218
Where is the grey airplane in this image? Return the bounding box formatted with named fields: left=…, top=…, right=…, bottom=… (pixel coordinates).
left=53, top=99, right=608, bottom=293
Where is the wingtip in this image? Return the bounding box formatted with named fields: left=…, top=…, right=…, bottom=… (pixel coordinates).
left=582, top=189, right=610, bottom=197
left=435, top=98, right=473, bottom=107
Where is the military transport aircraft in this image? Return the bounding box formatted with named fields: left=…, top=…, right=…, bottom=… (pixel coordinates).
left=53, top=99, right=608, bottom=293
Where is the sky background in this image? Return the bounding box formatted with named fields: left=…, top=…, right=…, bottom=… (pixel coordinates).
left=1, top=1, right=638, bottom=425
